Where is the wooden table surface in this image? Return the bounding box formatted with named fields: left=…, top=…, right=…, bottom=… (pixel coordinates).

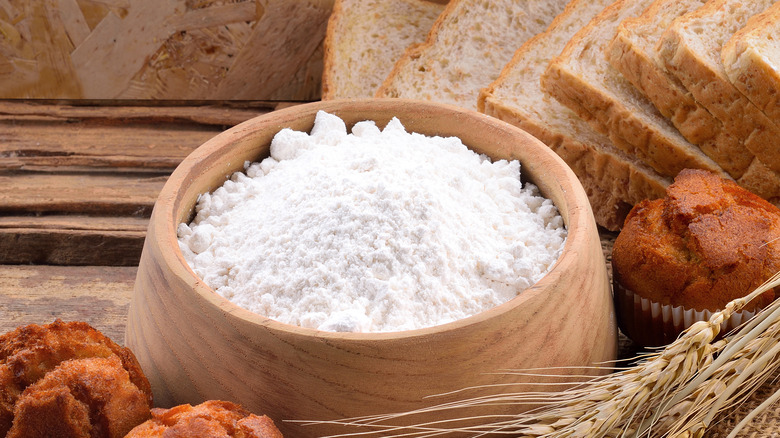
left=0, top=100, right=282, bottom=341
left=0, top=100, right=774, bottom=437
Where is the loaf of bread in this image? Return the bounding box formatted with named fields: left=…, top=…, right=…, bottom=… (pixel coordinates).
left=376, top=0, right=570, bottom=110
left=657, top=0, right=780, bottom=173
left=606, top=0, right=750, bottom=177
left=541, top=0, right=725, bottom=179
left=722, top=1, right=780, bottom=125
left=479, top=0, right=670, bottom=231
left=322, top=0, right=444, bottom=99
left=608, top=0, right=780, bottom=203
left=8, top=356, right=151, bottom=438
left=321, top=0, right=780, bottom=229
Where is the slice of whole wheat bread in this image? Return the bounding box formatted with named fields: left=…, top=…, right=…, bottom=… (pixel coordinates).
left=541, top=0, right=725, bottom=180
left=480, top=0, right=670, bottom=231
left=722, top=1, right=780, bottom=125
left=606, top=0, right=752, bottom=178
left=375, top=0, right=570, bottom=110
left=322, top=0, right=445, bottom=99
left=657, top=0, right=780, bottom=173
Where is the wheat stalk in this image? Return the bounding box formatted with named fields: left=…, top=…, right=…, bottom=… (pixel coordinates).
left=305, top=272, right=780, bottom=438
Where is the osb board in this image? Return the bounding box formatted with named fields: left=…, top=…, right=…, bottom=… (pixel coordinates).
left=0, top=0, right=332, bottom=100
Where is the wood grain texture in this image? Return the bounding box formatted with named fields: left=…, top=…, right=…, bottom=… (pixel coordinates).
left=0, top=216, right=147, bottom=265
left=0, top=172, right=166, bottom=215
left=0, top=264, right=136, bottom=343
left=0, top=101, right=272, bottom=265
left=0, top=0, right=333, bottom=99
left=125, top=99, right=617, bottom=437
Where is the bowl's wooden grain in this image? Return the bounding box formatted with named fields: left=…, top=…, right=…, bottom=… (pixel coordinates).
left=125, top=99, right=617, bottom=437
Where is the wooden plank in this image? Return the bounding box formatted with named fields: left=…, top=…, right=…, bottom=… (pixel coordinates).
left=0, top=101, right=279, bottom=171
left=0, top=100, right=275, bottom=126
left=0, top=215, right=147, bottom=265
left=0, top=120, right=223, bottom=170
left=0, top=226, right=145, bottom=265
left=0, top=215, right=148, bottom=231
left=0, top=172, right=166, bottom=215
left=0, top=265, right=136, bottom=344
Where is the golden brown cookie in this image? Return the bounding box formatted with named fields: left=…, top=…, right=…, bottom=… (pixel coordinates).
left=0, top=320, right=153, bottom=436
left=7, top=356, right=151, bottom=438
left=125, top=400, right=283, bottom=438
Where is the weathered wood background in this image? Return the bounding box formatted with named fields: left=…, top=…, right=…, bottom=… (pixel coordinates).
left=0, top=0, right=333, bottom=100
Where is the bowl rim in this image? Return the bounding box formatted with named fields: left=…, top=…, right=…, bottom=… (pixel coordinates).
left=148, top=98, right=595, bottom=341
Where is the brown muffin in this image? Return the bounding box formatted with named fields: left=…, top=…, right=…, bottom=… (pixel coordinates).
left=125, top=400, right=283, bottom=438
left=0, top=320, right=153, bottom=436
left=612, top=169, right=780, bottom=345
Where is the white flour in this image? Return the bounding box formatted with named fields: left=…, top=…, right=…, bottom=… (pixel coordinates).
left=178, top=111, right=567, bottom=332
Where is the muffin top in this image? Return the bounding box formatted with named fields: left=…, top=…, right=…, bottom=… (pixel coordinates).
left=612, top=169, right=780, bottom=311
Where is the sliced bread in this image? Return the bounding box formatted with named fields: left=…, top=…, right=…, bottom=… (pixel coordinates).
left=606, top=0, right=752, bottom=179
left=321, top=0, right=445, bottom=99
left=541, top=0, right=725, bottom=179
left=375, top=0, right=570, bottom=110
left=479, top=0, right=670, bottom=231
left=657, top=0, right=780, bottom=173
left=722, top=1, right=780, bottom=125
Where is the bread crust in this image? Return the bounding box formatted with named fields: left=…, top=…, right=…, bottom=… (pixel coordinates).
left=376, top=0, right=570, bottom=110
left=482, top=97, right=669, bottom=230
left=658, top=0, right=780, bottom=173
left=542, top=0, right=725, bottom=179
left=606, top=0, right=754, bottom=179
left=322, top=0, right=444, bottom=100
left=478, top=0, right=670, bottom=231
left=722, top=1, right=780, bottom=125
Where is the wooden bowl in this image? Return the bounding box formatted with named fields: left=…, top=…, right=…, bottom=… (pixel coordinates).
left=125, top=99, right=616, bottom=437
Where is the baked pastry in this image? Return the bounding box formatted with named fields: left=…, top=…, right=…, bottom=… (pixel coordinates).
left=124, top=400, right=283, bottom=438
left=0, top=320, right=153, bottom=436
left=7, top=356, right=151, bottom=438
left=612, top=169, right=780, bottom=346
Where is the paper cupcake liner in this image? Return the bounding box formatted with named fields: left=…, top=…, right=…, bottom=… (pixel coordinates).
left=614, top=281, right=757, bottom=348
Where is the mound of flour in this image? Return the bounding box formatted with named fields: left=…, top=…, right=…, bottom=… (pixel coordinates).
left=177, top=111, right=567, bottom=332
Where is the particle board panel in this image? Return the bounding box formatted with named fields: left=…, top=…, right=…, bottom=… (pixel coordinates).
left=0, top=0, right=333, bottom=99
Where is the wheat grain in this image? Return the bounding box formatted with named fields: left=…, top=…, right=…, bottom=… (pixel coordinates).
left=302, top=272, right=780, bottom=438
